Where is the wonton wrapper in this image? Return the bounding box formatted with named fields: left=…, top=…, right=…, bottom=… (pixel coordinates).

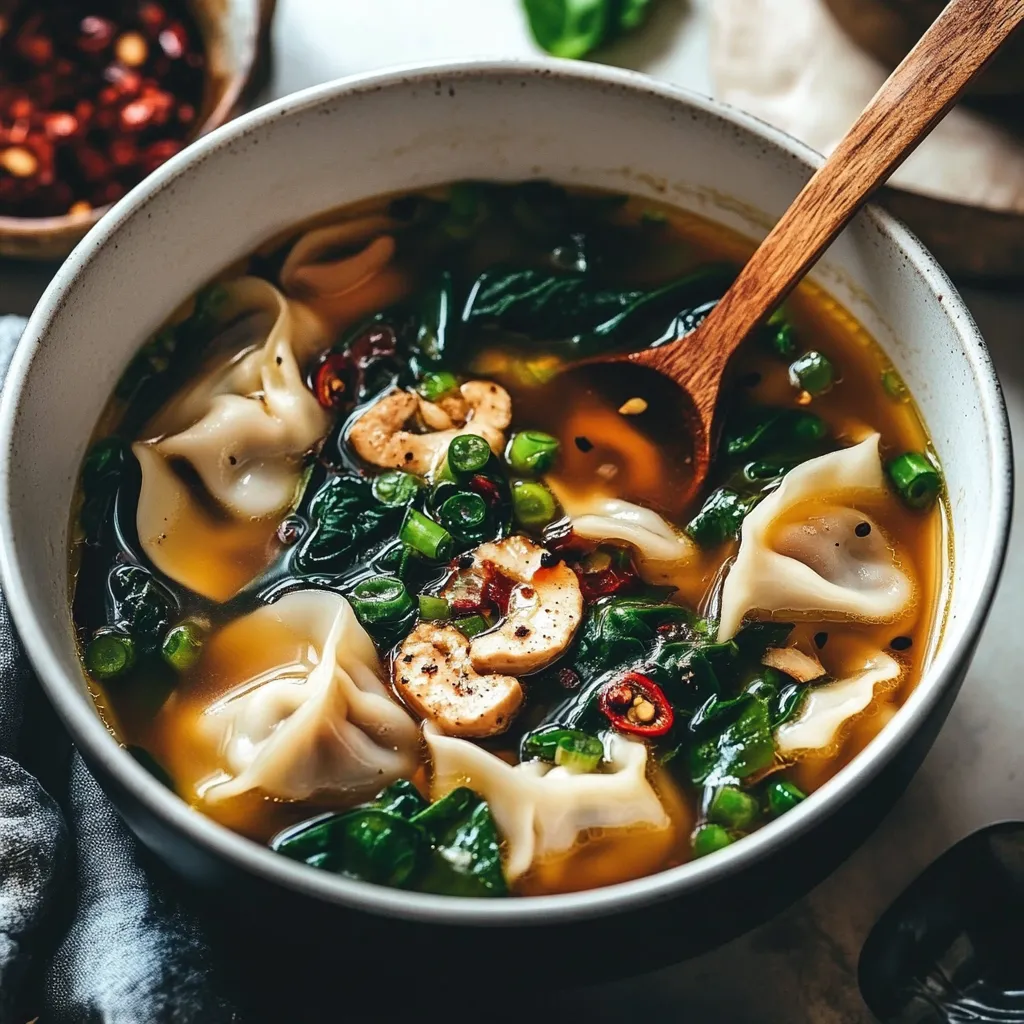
left=717, top=435, right=914, bottom=640
left=198, top=591, right=419, bottom=804
left=710, top=0, right=1024, bottom=212
left=425, top=725, right=671, bottom=882
left=134, top=278, right=330, bottom=600
left=280, top=215, right=412, bottom=333
left=552, top=488, right=696, bottom=589
left=776, top=651, right=901, bottom=755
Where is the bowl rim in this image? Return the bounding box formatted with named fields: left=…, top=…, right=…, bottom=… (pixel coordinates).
left=0, top=57, right=1012, bottom=927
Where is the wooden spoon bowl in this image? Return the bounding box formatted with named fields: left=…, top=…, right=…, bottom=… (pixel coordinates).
left=568, top=0, right=1024, bottom=505
left=0, top=0, right=277, bottom=262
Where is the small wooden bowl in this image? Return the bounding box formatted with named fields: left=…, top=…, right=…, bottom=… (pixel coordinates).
left=824, top=0, right=1024, bottom=98
left=0, top=0, right=277, bottom=261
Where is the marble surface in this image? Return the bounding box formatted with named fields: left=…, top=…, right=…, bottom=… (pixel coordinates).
left=3, top=2, right=1022, bottom=1020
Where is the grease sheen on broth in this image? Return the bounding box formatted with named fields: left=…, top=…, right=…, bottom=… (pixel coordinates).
left=69, top=182, right=947, bottom=898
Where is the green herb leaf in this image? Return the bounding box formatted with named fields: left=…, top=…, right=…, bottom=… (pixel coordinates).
left=106, top=564, right=177, bottom=652
left=522, top=0, right=611, bottom=58
left=295, top=475, right=402, bottom=572
left=690, top=693, right=776, bottom=786
left=80, top=438, right=130, bottom=545
left=412, top=787, right=508, bottom=897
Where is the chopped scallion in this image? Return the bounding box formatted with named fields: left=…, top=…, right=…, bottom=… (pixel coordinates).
left=418, top=371, right=459, bottom=403
left=707, top=785, right=758, bottom=830
left=455, top=614, right=490, bottom=639
left=881, top=368, right=909, bottom=402
left=85, top=630, right=136, bottom=681
left=372, top=470, right=422, bottom=506
left=788, top=350, right=835, bottom=396
left=447, top=434, right=492, bottom=476
left=766, top=780, right=806, bottom=817
left=161, top=622, right=204, bottom=673
left=692, top=823, right=735, bottom=858
left=399, top=509, right=454, bottom=561
left=553, top=733, right=603, bottom=773
left=506, top=430, right=560, bottom=475
left=418, top=595, right=450, bottom=621
left=886, top=451, right=942, bottom=510
left=350, top=575, right=415, bottom=625
left=438, top=491, right=488, bottom=537
left=512, top=480, right=558, bottom=530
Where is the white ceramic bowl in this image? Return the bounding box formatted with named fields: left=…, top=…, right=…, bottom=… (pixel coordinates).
left=0, top=60, right=1011, bottom=974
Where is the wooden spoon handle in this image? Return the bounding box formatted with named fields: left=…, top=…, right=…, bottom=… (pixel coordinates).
left=695, top=0, right=1024, bottom=368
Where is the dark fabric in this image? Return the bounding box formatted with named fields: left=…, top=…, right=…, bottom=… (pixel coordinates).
left=0, top=316, right=243, bottom=1023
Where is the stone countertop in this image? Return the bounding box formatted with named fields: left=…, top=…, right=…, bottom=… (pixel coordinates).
left=4, top=3, right=1022, bottom=1020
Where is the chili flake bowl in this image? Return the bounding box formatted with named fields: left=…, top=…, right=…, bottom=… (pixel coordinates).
left=0, top=60, right=1011, bottom=983
left=0, top=0, right=276, bottom=261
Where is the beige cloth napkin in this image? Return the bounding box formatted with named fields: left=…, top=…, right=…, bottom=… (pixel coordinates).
left=709, top=0, right=1024, bottom=213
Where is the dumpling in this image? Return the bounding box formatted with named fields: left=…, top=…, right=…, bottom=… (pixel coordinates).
left=134, top=278, right=330, bottom=600
left=776, top=651, right=902, bottom=756
left=424, top=725, right=671, bottom=882
left=279, top=215, right=412, bottom=332
left=198, top=591, right=419, bottom=804
left=551, top=490, right=696, bottom=587
left=717, top=435, right=914, bottom=640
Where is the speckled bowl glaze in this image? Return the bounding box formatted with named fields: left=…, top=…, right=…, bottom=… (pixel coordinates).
left=0, top=0, right=276, bottom=261
left=0, top=60, right=1011, bottom=980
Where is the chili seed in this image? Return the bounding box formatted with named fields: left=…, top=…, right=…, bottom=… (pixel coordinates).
left=1, top=146, right=37, bottom=177
left=115, top=31, right=148, bottom=67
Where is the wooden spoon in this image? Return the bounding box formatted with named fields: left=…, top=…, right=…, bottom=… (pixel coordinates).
left=586, top=0, right=1024, bottom=505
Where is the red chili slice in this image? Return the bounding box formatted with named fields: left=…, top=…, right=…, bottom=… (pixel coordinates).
left=598, top=672, right=674, bottom=738
left=468, top=474, right=502, bottom=506
left=314, top=353, right=355, bottom=410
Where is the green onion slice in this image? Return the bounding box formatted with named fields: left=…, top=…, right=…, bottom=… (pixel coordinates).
left=788, top=350, right=835, bottom=396
left=399, top=509, right=454, bottom=561
left=350, top=575, right=415, bottom=625
left=454, top=614, right=491, bottom=639
left=707, top=785, right=758, bottom=830
left=161, top=622, right=205, bottom=673
left=418, top=595, right=450, bottom=621
left=418, top=371, right=459, bottom=403
left=85, top=630, right=136, bottom=681
left=691, top=823, right=735, bottom=858
left=372, top=470, right=422, bottom=506
left=512, top=480, right=558, bottom=530
left=506, top=430, right=560, bottom=476
left=885, top=451, right=942, bottom=510
left=766, top=780, right=806, bottom=817
left=447, top=434, right=492, bottom=476
left=438, top=491, right=488, bottom=536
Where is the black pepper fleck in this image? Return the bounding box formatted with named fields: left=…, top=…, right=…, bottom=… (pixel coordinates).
left=574, top=436, right=594, bottom=453
left=540, top=551, right=559, bottom=568
left=890, top=636, right=913, bottom=651
left=424, top=664, right=438, bottom=675
left=814, top=631, right=828, bottom=649
left=514, top=625, right=530, bottom=638
left=458, top=553, right=474, bottom=569
left=855, top=521, right=871, bottom=537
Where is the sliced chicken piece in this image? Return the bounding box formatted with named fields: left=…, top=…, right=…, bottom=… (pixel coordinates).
left=393, top=623, right=523, bottom=738
left=762, top=646, right=827, bottom=683
left=468, top=536, right=583, bottom=676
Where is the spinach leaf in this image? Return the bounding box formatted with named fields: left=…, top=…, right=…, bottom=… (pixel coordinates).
left=271, top=781, right=508, bottom=896
left=463, top=269, right=645, bottom=339
left=80, top=437, right=130, bottom=545
left=522, top=0, right=657, bottom=58
left=686, top=407, right=834, bottom=547
left=273, top=809, right=424, bottom=887
left=689, top=692, right=776, bottom=786
left=106, top=564, right=177, bottom=652
left=461, top=264, right=733, bottom=357
left=413, top=788, right=508, bottom=897
left=375, top=779, right=429, bottom=819
left=573, top=593, right=696, bottom=680
left=295, top=474, right=404, bottom=573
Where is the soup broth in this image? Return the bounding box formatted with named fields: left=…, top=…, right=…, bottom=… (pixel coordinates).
left=70, top=181, right=947, bottom=898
